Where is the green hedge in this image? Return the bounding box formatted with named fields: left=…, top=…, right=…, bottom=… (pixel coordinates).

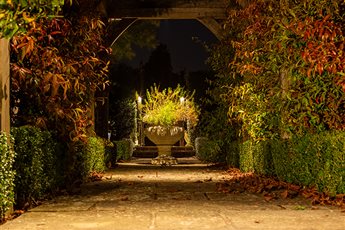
left=104, top=139, right=116, bottom=168
left=0, top=133, right=15, bottom=219
left=195, top=137, right=221, bottom=162
left=239, top=140, right=274, bottom=175
left=225, top=141, right=240, bottom=168
left=115, top=139, right=133, bottom=161
left=238, top=131, right=345, bottom=195
left=76, top=137, right=107, bottom=180
left=11, top=126, right=63, bottom=208
left=271, top=132, right=345, bottom=195
left=239, top=140, right=254, bottom=172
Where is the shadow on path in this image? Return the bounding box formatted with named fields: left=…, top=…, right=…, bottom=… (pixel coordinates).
left=2, top=157, right=345, bottom=230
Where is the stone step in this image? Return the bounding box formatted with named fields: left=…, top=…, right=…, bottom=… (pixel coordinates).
left=133, top=146, right=195, bottom=158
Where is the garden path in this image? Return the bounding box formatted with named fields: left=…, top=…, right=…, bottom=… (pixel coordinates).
left=1, top=157, right=345, bottom=230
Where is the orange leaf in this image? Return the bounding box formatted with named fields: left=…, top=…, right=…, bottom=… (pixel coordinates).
left=281, top=190, right=289, bottom=199
left=264, top=193, right=274, bottom=201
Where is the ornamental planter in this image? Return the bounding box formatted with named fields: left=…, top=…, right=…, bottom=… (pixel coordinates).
left=144, top=125, right=184, bottom=159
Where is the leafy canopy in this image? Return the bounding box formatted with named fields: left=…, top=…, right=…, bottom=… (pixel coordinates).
left=0, top=0, right=66, bottom=38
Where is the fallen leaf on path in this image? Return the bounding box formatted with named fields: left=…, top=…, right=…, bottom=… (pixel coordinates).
left=264, top=194, right=274, bottom=202
left=281, top=190, right=289, bottom=199
left=120, top=196, right=129, bottom=201
left=223, top=167, right=345, bottom=210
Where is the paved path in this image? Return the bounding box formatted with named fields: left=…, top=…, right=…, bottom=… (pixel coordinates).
left=1, top=158, right=345, bottom=230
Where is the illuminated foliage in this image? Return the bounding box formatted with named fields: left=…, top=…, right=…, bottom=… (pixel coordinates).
left=209, top=0, right=345, bottom=140
left=10, top=9, right=109, bottom=142
left=0, top=0, right=66, bottom=38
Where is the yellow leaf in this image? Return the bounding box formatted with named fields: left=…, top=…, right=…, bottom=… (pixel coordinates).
left=7, top=0, right=13, bottom=6
left=22, top=12, right=35, bottom=23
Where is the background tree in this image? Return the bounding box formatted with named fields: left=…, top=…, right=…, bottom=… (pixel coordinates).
left=144, top=43, right=181, bottom=89
left=110, top=20, right=159, bottom=61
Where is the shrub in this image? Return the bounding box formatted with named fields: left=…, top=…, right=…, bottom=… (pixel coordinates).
left=104, top=139, right=116, bottom=168
left=195, top=137, right=221, bottom=162
left=271, top=132, right=345, bottom=195
left=225, top=141, right=240, bottom=167
left=239, top=140, right=273, bottom=174
left=238, top=131, right=345, bottom=195
left=0, top=133, right=15, bottom=219
left=239, top=140, right=254, bottom=172
left=11, top=126, right=63, bottom=208
left=196, top=102, right=239, bottom=164
left=109, top=99, right=136, bottom=140
left=77, top=136, right=106, bottom=179
left=115, top=139, right=134, bottom=161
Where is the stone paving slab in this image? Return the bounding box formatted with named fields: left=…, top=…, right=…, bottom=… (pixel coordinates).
left=1, top=158, right=344, bottom=230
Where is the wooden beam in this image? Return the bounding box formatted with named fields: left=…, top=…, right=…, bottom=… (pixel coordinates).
left=99, top=0, right=228, bottom=19
left=0, top=38, right=10, bottom=135
left=106, top=8, right=227, bottom=19
left=197, top=17, right=223, bottom=40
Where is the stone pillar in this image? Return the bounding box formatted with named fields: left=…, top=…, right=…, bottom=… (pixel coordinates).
left=0, top=38, right=10, bottom=135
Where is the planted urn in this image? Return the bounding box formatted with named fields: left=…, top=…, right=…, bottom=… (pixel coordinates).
left=141, top=85, right=199, bottom=159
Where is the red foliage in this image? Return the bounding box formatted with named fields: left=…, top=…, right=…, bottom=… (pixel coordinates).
left=217, top=168, right=345, bottom=210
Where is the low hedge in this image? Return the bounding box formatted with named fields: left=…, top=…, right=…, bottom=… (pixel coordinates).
left=76, top=136, right=107, bottom=180
left=11, top=126, right=63, bottom=209
left=239, top=140, right=274, bottom=175
left=271, top=132, right=345, bottom=195
left=115, top=139, right=133, bottom=161
left=104, top=139, right=116, bottom=168
left=225, top=141, right=240, bottom=168
left=238, top=131, right=345, bottom=195
left=195, top=137, right=221, bottom=162
left=0, top=133, right=15, bottom=219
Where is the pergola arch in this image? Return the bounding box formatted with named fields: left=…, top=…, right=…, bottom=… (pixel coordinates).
left=1, top=0, right=252, bottom=135
left=94, top=0, right=231, bottom=137
left=98, top=0, right=229, bottom=46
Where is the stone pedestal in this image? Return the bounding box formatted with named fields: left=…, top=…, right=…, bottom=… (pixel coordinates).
left=144, top=125, right=184, bottom=165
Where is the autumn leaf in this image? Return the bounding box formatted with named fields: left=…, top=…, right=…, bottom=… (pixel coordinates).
left=281, top=190, right=289, bottom=199
left=264, top=193, right=274, bottom=202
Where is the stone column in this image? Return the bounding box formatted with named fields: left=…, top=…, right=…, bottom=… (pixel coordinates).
left=0, top=38, right=10, bottom=135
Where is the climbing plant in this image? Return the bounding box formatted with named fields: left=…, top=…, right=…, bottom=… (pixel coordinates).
left=209, top=0, right=345, bottom=141
left=0, top=0, right=66, bottom=38
left=10, top=3, right=109, bottom=143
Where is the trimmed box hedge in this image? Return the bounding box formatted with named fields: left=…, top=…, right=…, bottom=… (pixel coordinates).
left=0, top=133, right=15, bottom=219
left=238, top=131, right=345, bottom=195
left=11, top=126, right=63, bottom=208
left=115, top=139, right=134, bottom=161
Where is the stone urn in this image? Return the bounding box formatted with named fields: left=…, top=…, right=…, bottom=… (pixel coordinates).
left=144, top=125, right=184, bottom=157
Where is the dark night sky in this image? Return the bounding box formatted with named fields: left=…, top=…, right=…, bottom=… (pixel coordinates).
left=126, top=19, right=218, bottom=72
